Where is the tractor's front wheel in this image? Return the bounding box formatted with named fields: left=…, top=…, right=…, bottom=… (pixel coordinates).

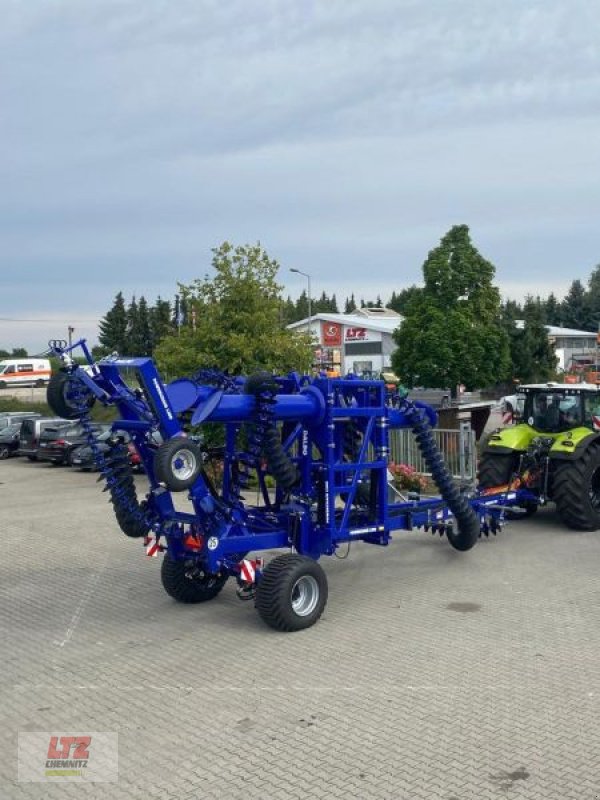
left=478, top=451, right=514, bottom=487
left=553, top=442, right=600, bottom=530
left=478, top=451, right=537, bottom=518
left=161, top=555, right=228, bottom=603
left=255, top=554, right=328, bottom=632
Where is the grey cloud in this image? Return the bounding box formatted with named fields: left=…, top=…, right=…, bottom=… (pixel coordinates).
left=1, top=0, right=599, bottom=352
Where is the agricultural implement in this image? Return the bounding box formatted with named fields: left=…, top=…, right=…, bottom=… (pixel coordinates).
left=47, top=339, right=512, bottom=632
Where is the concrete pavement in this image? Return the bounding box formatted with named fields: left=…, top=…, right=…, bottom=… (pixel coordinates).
left=1, top=456, right=599, bottom=799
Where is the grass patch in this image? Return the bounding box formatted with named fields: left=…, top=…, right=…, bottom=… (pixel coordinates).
left=0, top=396, right=117, bottom=423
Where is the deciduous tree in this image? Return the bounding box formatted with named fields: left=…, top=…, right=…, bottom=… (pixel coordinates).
left=391, top=225, right=510, bottom=392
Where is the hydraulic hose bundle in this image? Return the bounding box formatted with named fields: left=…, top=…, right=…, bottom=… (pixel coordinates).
left=401, top=399, right=480, bottom=551
left=244, top=372, right=300, bottom=493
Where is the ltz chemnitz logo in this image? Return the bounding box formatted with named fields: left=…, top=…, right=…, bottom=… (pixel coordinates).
left=18, top=730, right=118, bottom=782
left=46, top=735, right=92, bottom=777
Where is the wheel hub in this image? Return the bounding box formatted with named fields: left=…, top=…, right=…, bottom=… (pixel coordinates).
left=171, top=450, right=197, bottom=480
left=291, top=575, right=319, bottom=617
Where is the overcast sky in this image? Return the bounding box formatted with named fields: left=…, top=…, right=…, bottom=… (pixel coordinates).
left=1, top=0, right=599, bottom=353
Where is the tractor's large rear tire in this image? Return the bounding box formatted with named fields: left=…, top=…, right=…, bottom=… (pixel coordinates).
left=161, top=555, right=228, bottom=603
left=255, top=554, right=328, bottom=632
left=553, top=442, right=600, bottom=531
left=478, top=451, right=537, bottom=518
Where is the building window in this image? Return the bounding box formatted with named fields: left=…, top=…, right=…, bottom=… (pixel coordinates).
left=345, top=342, right=383, bottom=355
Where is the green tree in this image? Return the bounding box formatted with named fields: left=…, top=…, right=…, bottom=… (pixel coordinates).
left=344, top=293, right=357, bottom=313
left=388, top=286, right=421, bottom=315
left=543, top=292, right=562, bottom=326
left=562, top=279, right=588, bottom=329
left=154, top=242, right=313, bottom=378
left=98, top=291, right=128, bottom=354
left=129, top=296, right=153, bottom=355
left=391, top=225, right=510, bottom=392
left=150, top=297, right=173, bottom=351
left=509, top=297, right=558, bottom=383
left=295, top=290, right=309, bottom=321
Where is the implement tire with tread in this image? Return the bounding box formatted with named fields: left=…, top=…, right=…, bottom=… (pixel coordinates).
left=47, top=370, right=94, bottom=420
left=161, top=554, right=228, bottom=603
left=255, top=553, right=328, bottom=632
left=553, top=442, right=600, bottom=531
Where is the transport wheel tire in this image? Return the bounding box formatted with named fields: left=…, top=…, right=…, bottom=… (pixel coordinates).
left=154, top=439, right=203, bottom=491
left=0, top=381, right=5, bottom=389
left=161, top=554, right=228, bottom=603
left=0, top=445, right=10, bottom=459
left=255, top=554, right=328, bottom=632
left=47, top=371, right=94, bottom=419
left=27, top=455, right=37, bottom=462
left=553, top=442, right=600, bottom=530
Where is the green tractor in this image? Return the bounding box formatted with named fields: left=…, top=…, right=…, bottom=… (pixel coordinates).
left=479, top=383, right=600, bottom=530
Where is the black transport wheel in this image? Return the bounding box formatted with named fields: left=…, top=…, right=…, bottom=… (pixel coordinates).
left=255, top=554, right=328, bottom=632
left=154, top=439, right=203, bottom=491
left=161, top=554, right=228, bottom=603
left=553, top=442, right=600, bottom=530
left=478, top=451, right=537, bottom=519
left=0, top=445, right=10, bottom=460
left=47, top=371, right=95, bottom=419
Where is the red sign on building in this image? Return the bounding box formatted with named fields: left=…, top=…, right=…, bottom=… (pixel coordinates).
left=322, top=322, right=342, bottom=346
left=345, top=326, right=367, bottom=341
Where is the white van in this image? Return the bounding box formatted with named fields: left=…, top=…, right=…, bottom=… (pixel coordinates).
left=0, top=359, right=52, bottom=388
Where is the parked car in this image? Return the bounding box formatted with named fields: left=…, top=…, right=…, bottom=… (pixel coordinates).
left=70, top=428, right=142, bottom=471
left=0, top=411, right=42, bottom=431
left=18, top=417, right=71, bottom=461
left=37, top=422, right=111, bottom=466
left=0, top=421, right=27, bottom=459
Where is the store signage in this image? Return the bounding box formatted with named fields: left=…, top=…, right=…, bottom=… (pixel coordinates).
left=345, top=326, right=368, bottom=341
left=322, top=322, right=342, bottom=346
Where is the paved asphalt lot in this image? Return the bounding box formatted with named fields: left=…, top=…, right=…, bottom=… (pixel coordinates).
left=2, top=453, right=600, bottom=799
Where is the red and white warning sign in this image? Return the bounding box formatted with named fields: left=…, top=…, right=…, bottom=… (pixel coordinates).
left=239, top=558, right=263, bottom=583
left=145, top=535, right=162, bottom=557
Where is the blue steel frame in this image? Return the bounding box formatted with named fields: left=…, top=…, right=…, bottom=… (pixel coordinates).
left=51, top=341, right=527, bottom=576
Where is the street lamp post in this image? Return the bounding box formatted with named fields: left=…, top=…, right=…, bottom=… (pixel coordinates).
left=290, top=268, right=312, bottom=337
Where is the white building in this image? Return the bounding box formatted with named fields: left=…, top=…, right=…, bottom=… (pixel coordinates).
left=515, top=321, right=598, bottom=372
left=287, top=307, right=402, bottom=375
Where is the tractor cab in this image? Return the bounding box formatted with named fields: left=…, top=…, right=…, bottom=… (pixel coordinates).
left=518, top=383, right=600, bottom=434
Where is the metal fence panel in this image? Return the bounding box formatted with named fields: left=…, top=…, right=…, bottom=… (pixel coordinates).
left=389, top=425, right=477, bottom=482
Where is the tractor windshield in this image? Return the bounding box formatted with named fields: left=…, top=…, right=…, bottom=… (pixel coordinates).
left=524, top=390, right=583, bottom=433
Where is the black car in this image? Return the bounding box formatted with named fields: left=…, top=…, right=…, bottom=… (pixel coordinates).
left=71, top=429, right=140, bottom=471
left=37, top=422, right=111, bottom=466
left=0, top=421, right=25, bottom=459
left=18, top=417, right=71, bottom=461
left=71, top=429, right=161, bottom=472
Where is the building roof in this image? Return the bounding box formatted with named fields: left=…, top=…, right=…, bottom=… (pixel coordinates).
left=545, top=325, right=597, bottom=337
left=287, top=312, right=402, bottom=334
left=515, top=320, right=596, bottom=337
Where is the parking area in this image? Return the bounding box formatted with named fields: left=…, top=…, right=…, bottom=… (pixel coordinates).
left=2, top=456, right=600, bottom=799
